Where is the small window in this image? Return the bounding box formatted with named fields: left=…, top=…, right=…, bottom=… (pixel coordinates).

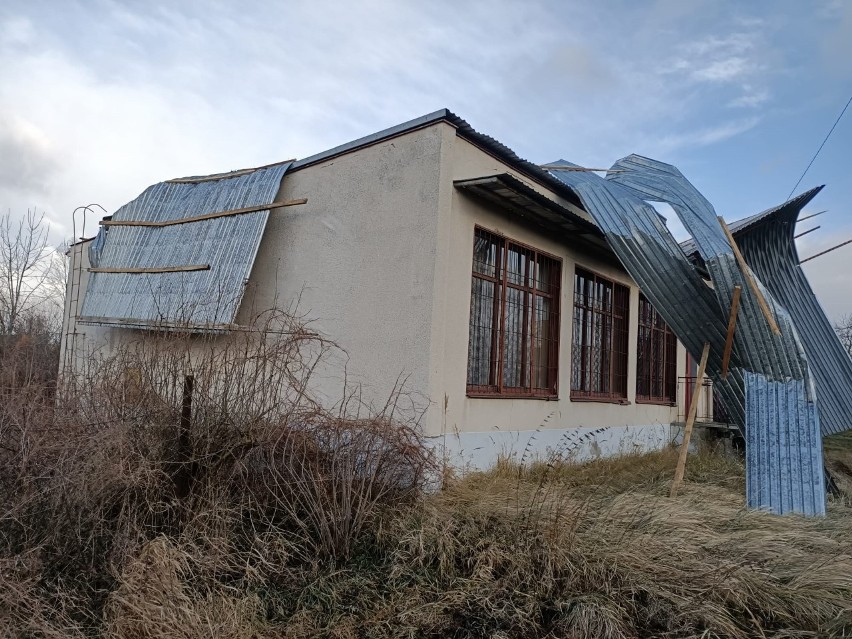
left=466, top=227, right=561, bottom=397
left=570, top=267, right=629, bottom=401
left=636, top=294, right=677, bottom=404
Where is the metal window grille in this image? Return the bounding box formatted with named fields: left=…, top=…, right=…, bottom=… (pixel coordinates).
left=636, top=294, right=677, bottom=404
left=466, top=227, right=561, bottom=397
left=571, top=267, right=629, bottom=400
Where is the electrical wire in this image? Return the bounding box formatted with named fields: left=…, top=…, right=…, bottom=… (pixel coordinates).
left=788, top=93, right=852, bottom=200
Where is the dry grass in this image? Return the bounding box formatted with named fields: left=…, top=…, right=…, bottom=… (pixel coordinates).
left=2, top=317, right=852, bottom=637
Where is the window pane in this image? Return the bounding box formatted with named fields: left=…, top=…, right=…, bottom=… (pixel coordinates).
left=612, top=283, right=629, bottom=398
left=502, top=286, right=528, bottom=388
left=572, top=268, right=628, bottom=399
left=637, top=293, right=675, bottom=403
left=535, top=257, right=558, bottom=294
left=468, top=230, right=561, bottom=397
left=467, top=277, right=498, bottom=386
left=506, top=244, right=532, bottom=286
left=533, top=295, right=551, bottom=389
left=473, top=231, right=501, bottom=278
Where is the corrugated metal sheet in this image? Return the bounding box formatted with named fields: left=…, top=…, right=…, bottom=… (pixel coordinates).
left=679, top=187, right=823, bottom=258
left=735, top=198, right=852, bottom=436
left=745, top=373, right=825, bottom=514
left=549, top=156, right=828, bottom=516
left=80, top=162, right=290, bottom=329
left=546, top=160, right=746, bottom=431
left=603, top=155, right=825, bottom=516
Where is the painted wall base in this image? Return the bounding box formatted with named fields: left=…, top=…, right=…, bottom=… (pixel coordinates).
left=428, top=423, right=677, bottom=473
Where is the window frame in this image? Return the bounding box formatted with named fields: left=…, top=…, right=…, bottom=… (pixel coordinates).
left=466, top=226, right=562, bottom=400
left=635, top=293, right=678, bottom=406
left=570, top=266, right=630, bottom=403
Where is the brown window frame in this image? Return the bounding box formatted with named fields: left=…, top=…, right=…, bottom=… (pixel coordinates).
left=636, top=294, right=677, bottom=405
left=466, top=226, right=561, bottom=399
left=570, top=267, right=630, bottom=403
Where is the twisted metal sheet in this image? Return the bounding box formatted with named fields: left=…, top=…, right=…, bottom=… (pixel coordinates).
left=735, top=199, right=852, bottom=436
left=550, top=156, right=828, bottom=515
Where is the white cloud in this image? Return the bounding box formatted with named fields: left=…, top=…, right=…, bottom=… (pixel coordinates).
left=655, top=117, right=762, bottom=153
left=728, top=87, right=770, bottom=108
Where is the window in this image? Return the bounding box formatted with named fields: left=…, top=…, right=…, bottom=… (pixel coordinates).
left=571, top=268, right=629, bottom=401
left=466, top=227, right=560, bottom=397
left=636, top=294, right=677, bottom=404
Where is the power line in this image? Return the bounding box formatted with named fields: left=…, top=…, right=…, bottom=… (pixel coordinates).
left=788, top=93, right=852, bottom=200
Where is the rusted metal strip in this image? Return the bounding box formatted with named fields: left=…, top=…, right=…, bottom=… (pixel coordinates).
left=100, top=199, right=307, bottom=227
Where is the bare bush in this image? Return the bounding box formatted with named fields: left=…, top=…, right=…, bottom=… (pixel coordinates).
left=1, top=306, right=434, bottom=634
left=0, top=209, right=66, bottom=336
left=835, top=313, right=852, bottom=357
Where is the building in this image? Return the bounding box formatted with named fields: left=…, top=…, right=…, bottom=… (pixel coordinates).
left=63, top=109, right=735, bottom=469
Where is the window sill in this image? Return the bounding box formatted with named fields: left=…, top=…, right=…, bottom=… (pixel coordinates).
left=467, top=392, right=559, bottom=401
left=635, top=398, right=677, bottom=407
left=570, top=395, right=631, bottom=406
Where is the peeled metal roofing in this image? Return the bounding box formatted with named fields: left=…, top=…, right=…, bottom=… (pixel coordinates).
left=548, top=156, right=831, bottom=516
left=735, top=194, right=852, bottom=436
left=80, top=162, right=291, bottom=329
left=679, top=187, right=823, bottom=258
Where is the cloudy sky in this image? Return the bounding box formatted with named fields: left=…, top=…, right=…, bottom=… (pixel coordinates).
left=1, top=0, right=851, bottom=318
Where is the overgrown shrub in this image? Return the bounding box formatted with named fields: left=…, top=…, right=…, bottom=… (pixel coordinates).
left=1, top=309, right=434, bottom=635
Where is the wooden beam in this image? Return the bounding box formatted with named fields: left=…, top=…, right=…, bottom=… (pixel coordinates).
left=100, top=199, right=307, bottom=228
left=717, top=216, right=781, bottom=336
left=88, top=264, right=210, bottom=274
left=721, top=286, right=742, bottom=379
left=671, top=342, right=711, bottom=498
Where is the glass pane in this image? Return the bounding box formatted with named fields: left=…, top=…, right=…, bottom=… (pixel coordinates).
left=535, top=257, right=558, bottom=293
left=473, top=231, right=500, bottom=278
left=534, top=295, right=551, bottom=389
left=467, top=277, right=497, bottom=385
left=503, top=287, right=528, bottom=388
left=506, top=244, right=531, bottom=286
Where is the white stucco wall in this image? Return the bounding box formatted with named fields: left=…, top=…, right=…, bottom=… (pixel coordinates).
left=238, top=124, right=446, bottom=420
left=424, top=132, right=684, bottom=463
left=60, top=118, right=692, bottom=471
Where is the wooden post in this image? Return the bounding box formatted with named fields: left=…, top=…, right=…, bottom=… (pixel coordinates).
left=717, top=216, right=781, bottom=336
left=671, top=342, right=711, bottom=498
left=721, top=286, right=742, bottom=379
left=174, top=375, right=194, bottom=500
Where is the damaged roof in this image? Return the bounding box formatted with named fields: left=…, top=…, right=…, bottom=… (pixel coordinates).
left=79, top=161, right=293, bottom=330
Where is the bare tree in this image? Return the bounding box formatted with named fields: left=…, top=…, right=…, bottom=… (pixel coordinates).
left=0, top=210, right=62, bottom=335
left=835, top=313, right=852, bottom=357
